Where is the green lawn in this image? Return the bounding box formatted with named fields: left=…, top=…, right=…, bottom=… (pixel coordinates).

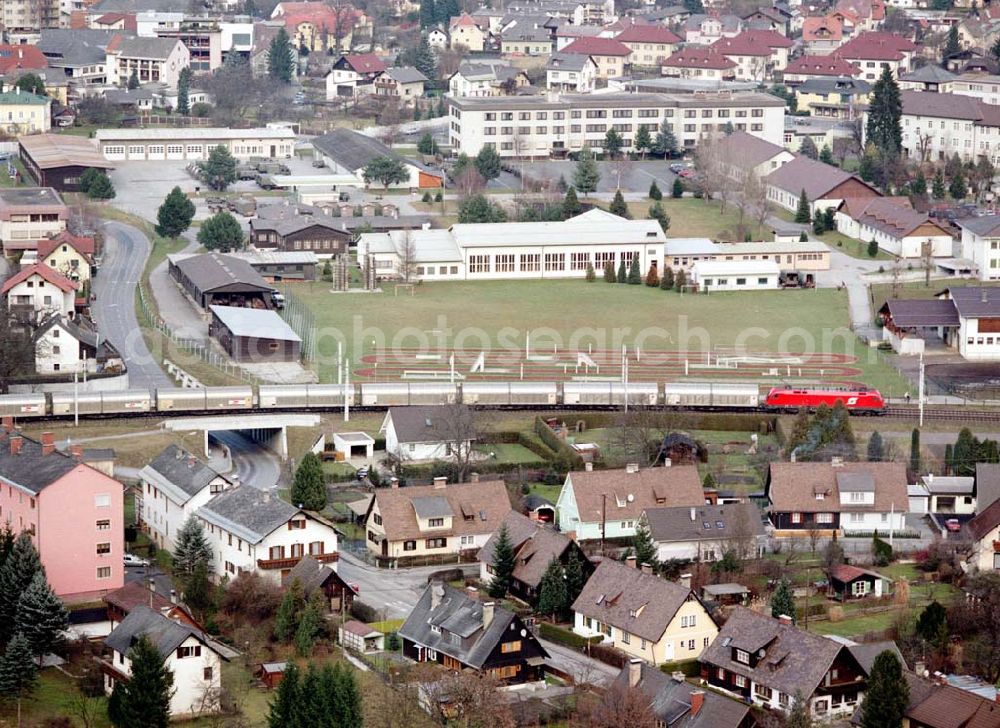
left=527, top=483, right=562, bottom=504
left=293, top=278, right=909, bottom=393
left=474, top=443, right=545, bottom=465
left=1, top=670, right=112, bottom=728
left=812, top=609, right=898, bottom=638
left=872, top=277, right=998, bottom=303
left=624, top=198, right=772, bottom=239
left=817, top=230, right=894, bottom=261
left=322, top=461, right=357, bottom=479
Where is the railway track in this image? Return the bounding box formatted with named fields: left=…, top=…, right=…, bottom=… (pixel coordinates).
left=883, top=407, right=1000, bottom=422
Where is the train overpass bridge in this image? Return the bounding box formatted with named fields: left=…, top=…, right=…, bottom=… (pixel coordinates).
left=161, top=414, right=321, bottom=461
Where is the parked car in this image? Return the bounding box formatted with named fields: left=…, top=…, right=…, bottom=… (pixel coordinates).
left=124, top=553, right=150, bottom=567
left=356, top=466, right=369, bottom=481
left=945, top=518, right=961, bottom=532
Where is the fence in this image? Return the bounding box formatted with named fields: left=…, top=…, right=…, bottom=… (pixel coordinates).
left=136, top=282, right=260, bottom=385
left=279, top=289, right=317, bottom=363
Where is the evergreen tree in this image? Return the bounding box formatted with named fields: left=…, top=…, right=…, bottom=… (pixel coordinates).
left=564, top=548, right=587, bottom=605
left=295, top=592, right=326, bottom=657
left=536, top=558, right=568, bottom=618
left=78, top=168, right=100, bottom=194
left=648, top=180, right=662, bottom=200
left=950, top=165, right=968, bottom=199
left=176, top=67, right=191, bottom=115
left=661, top=266, right=674, bottom=290
left=268, top=27, right=294, bottom=83
left=786, top=691, right=814, bottom=728
left=293, top=663, right=323, bottom=727
left=156, top=186, right=196, bottom=238
left=944, top=443, right=954, bottom=474
left=648, top=201, right=670, bottom=234
left=799, top=231, right=808, bottom=242
left=603, top=128, right=624, bottom=158
left=799, top=136, right=819, bottom=160
left=952, top=427, right=977, bottom=476
left=603, top=260, right=616, bottom=283
left=457, top=194, right=506, bottom=223
left=0, top=532, right=42, bottom=643
left=673, top=268, right=686, bottom=292
left=911, top=428, right=921, bottom=474
left=912, top=168, right=927, bottom=195
left=933, top=169, right=947, bottom=198
left=573, top=149, right=600, bottom=194
left=652, top=119, right=676, bottom=157
left=823, top=207, right=836, bottom=231
left=474, top=145, right=502, bottom=181
left=703, top=472, right=717, bottom=489
left=197, top=210, right=244, bottom=251
left=15, top=571, right=68, bottom=663
left=417, top=133, right=438, bottom=155
left=87, top=173, right=116, bottom=199
left=291, top=452, right=327, bottom=511
left=819, top=144, right=834, bottom=165
left=867, top=239, right=879, bottom=257
left=412, top=36, right=437, bottom=81
left=867, top=431, right=885, bottom=462
left=866, top=66, right=903, bottom=158
left=992, top=35, right=1000, bottom=65
left=182, top=560, right=213, bottom=619
left=813, top=214, right=826, bottom=236
left=771, top=579, right=796, bottom=623
left=111, top=636, right=173, bottom=728
left=0, top=633, right=37, bottom=726
left=267, top=661, right=299, bottom=728
left=633, top=519, right=658, bottom=569
left=127, top=69, right=139, bottom=90
left=915, top=601, right=948, bottom=646
left=172, top=516, right=213, bottom=579
left=644, top=264, right=660, bottom=288
left=672, top=176, right=683, bottom=198
left=363, top=156, right=409, bottom=193
left=859, top=147, right=877, bottom=183
left=563, top=186, right=581, bottom=218
left=435, top=0, right=459, bottom=24
left=943, top=25, right=960, bottom=63
left=610, top=189, right=629, bottom=217
left=13, top=74, right=45, bottom=96
left=860, top=651, right=909, bottom=728
left=200, top=144, right=237, bottom=191
left=795, top=189, right=811, bottom=223
left=419, top=0, right=436, bottom=27
left=617, top=259, right=627, bottom=284
left=635, top=125, right=652, bottom=158
left=785, top=409, right=811, bottom=457
left=274, top=578, right=305, bottom=643
left=330, top=662, right=363, bottom=728
left=585, top=262, right=596, bottom=282
left=488, top=523, right=516, bottom=598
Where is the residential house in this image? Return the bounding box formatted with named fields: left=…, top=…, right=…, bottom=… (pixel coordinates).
left=802, top=17, right=846, bottom=55
left=765, top=461, right=909, bottom=534
left=555, top=22, right=602, bottom=51
left=33, top=314, right=111, bottom=374
left=832, top=31, right=916, bottom=80
left=556, top=463, right=705, bottom=541
left=0, top=89, right=50, bottom=134
left=477, top=510, right=593, bottom=604
left=381, top=405, right=468, bottom=462
left=363, top=477, right=510, bottom=560
left=449, top=61, right=530, bottom=97
left=683, top=13, right=743, bottom=44
left=427, top=26, right=449, bottom=50
left=103, top=580, right=198, bottom=630
left=783, top=54, right=860, bottom=84
left=101, top=606, right=225, bottom=718
left=546, top=52, right=597, bottom=93
left=709, top=129, right=795, bottom=183
left=311, top=128, right=442, bottom=189
left=36, top=231, right=95, bottom=283
left=450, top=13, right=486, bottom=52
left=914, top=285, right=1000, bottom=360
left=615, top=24, right=681, bottom=68
left=700, top=607, right=868, bottom=718
left=826, top=563, right=892, bottom=600
left=795, top=77, right=870, bottom=119
left=903, top=672, right=1000, bottom=728
left=615, top=660, right=754, bottom=728
left=976, top=462, right=1000, bottom=512
left=138, top=444, right=233, bottom=552
left=249, top=203, right=352, bottom=257
left=968, top=497, right=1000, bottom=572
left=834, top=0, right=886, bottom=32
left=0, top=186, right=68, bottom=253
left=0, top=45, right=48, bottom=75
left=960, top=215, right=1000, bottom=280
left=898, top=90, right=1000, bottom=165
left=373, top=67, right=427, bottom=104
left=339, top=621, right=383, bottom=653
left=400, top=582, right=549, bottom=682
left=835, top=196, right=953, bottom=258
left=765, top=155, right=880, bottom=215
left=282, top=553, right=357, bottom=613
left=663, top=238, right=830, bottom=274
left=641, top=502, right=767, bottom=563
left=946, top=72, right=1000, bottom=104
left=325, top=53, right=387, bottom=100
left=899, top=64, right=958, bottom=93
left=110, top=36, right=189, bottom=89
left=957, top=14, right=1000, bottom=52
left=0, top=425, right=124, bottom=600
left=744, top=6, right=790, bottom=35
left=710, top=29, right=793, bottom=81
left=36, top=29, right=116, bottom=86
left=499, top=24, right=553, bottom=55
left=560, top=36, right=631, bottom=78
left=271, top=1, right=368, bottom=54
left=572, top=558, right=718, bottom=664
left=195, top=486, right=339, bottom=583
left=661, top=48, right=737, bottom=81
left=2, top=263, right=77, bottom=322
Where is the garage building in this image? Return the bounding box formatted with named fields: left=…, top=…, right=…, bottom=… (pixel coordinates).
left=18, top=134, right=114, bottom=192
left=209, top=305, right=301, bottom=362
left=94, top=127, right=296, bottom=162
left=168, top=253, right=275, bottom=310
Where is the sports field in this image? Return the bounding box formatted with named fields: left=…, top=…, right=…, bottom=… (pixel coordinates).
left=292, top=279, right=912, bottom=394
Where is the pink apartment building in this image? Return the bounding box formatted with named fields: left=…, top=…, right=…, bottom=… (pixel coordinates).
left=0, top=422, right=124, bottom=601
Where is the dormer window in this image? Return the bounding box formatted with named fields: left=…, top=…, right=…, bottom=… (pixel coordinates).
left=736, top=649, right=750, bottom=664
left=288, top=518, right=306, bottom=530
left=430, top=624, right=441, bottom=634
left=815, top=492, right=825, bottom=500
left=428, top=517, right=444, bottom=527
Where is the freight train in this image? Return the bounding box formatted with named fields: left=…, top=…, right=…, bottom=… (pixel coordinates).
left=0, top=383, right=885, bottom=420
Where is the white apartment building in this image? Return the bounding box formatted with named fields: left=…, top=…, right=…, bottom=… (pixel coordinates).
left=546, top=53, right=598, bottom=93
left=1, top=263, right=76, bottom=322
left=950, top=73, right=1000, bottom=105
left=138, top=445, right=232, bottom=551
left=896, top=90, right=1000, bottom=164
left=196, top=486, right=339, bottom=584
left=447, top=91, right=785, bottom=157
left=95, top=127, right=296, bottom=161
left=959, top=215, right=1000, bottom=280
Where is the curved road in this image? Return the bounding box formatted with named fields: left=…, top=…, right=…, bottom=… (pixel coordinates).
left=210, top=430, right=281, bottom=490
left=92, top=221, right=171, bottom=389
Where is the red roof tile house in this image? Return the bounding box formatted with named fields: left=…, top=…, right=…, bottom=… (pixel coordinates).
left=783, top=54, right=860, bottom=83
left=834, top=197, right=953, bottom=258
left=326, top=53, right=387, bottom=99
left=710, top=29, right=793, bottom=81
left=833, top=31, right=916, bottom=81
left=0, top=425, right=125, bottom=601
left=661, top=47, right=737, bottom=81
left=765, top=156, right=880, bottom=216
left=36, top=231, right=96, bottom=283
left=1, top=262, right=77, bottom=323
left=271, top=1, right=368, bottom=53
left=449, top=13, right=486, bottom=52
left=0, top=44, right=48, bottom=74
left=802, top=16, right=845, bottom=55
left=615, top=25, right=682, bottom=68
left=561, top=36, right=632, bottom=79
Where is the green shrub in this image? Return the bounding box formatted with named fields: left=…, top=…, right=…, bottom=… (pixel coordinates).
left=539, top=622, right=601, bottom=649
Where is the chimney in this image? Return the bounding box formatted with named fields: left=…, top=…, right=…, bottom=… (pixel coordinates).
left=70, top=444, right=83, bottom=461
left=482, top=601, right=495, bottom=628
left=2, top=416, right=12, bottom=433
left=628, top=658, right=642, bottom=688
left=690, top=507, right=697, bottom=522
left=641, top=563, right=653, bottom=574
left=470, top=472, right=480, bottom=483
left=777, top=614, right=793, bottom=626
left=584, top=461, right=593, bottom=472
left=170, top=589, right=178, bottom=605
left=160, top=606, right=172, bottom=616
left=690, top=690, right=705, bottom=717
left=831, top=456, right=844, bottom=468
left=982, top=288, right=989, bottom=304
left=391, top=477, right=399, bottom=489
left=927, top=473, right=933, bottom=484
left=41, top=432, right=55, bottom=456
left=663, top=457, right=672, bottom=468
left=9, top=435, right=22, bottom=456
left=431, top=581, right=444, bottom=610
left=433, top=476, right=447, bottom=489
left=914, top=660, right=926, bottom=677
left=626, top=555, right=637, bottom=569
left=626, top=463, right=640, bottom=474
left=679, top=573, right=691, bottom=589
left=466, top=585, right=479, bottom=600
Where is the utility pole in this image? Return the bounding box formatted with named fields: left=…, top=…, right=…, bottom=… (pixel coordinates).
left=74, top=370, right=79, bottom=427
left=918, top=351, right=925, bottom=427
left=601, top=493, right=607, bottom=557
left=344, top=358, right=350, bottom=422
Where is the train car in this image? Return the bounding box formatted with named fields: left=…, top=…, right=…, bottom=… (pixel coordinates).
left=0, top=394, right=47, bottom=418
left=259, top=385, right=308, bottom=408
left=51, top=392, right=105, bottom=416
left=461, top=382, right=558, bottom=405
left=156, top=388, right=207, bottom=412
left=204, top=387, right=255, bottom=410
left=100, top=390, right=153, bottom=415
left=360, top=383, right=458, bottom=406
left=663, top=381, right=761, bottom=408
left=563, top=381, right=659, bottom=406
left=305, top=384, right=354, bottom=408
left=764, top=387, right=885, bottom=413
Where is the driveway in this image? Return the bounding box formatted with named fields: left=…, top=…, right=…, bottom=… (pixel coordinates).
left=209, top=430, right=281, bottom=490
left=147, top=230, right=208, bottom=342
left=92, top=222, right=171, bottom=389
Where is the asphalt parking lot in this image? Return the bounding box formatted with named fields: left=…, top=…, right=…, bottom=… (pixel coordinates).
left=487, top=159, right=680, bottom=194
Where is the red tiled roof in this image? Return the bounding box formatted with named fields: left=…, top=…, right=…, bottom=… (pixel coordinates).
left=1, top=263, right=78, bottom=295
left=0, top=45, right=48, bottom=73
left=105, top=33, right=123, bottom=53
left=785, top=54, right=859, bottom=77
left=36, top=231, right=95, bottom=261
left=712, top=29, right=792, bottom=56
left=450, top=12, right=478, bottom=28
left=834, top=31, right=915, bottom=61
left=341, top=53, right=386, bottom=73
left=561, top=37, right=633, bottom=57
left=829, top=563, right=886, bottom=583
left=615, top=24, right=682, bottom=44
left=802, top=16, right=844, bottom=42
left=663, top=47, right=736, bottom=69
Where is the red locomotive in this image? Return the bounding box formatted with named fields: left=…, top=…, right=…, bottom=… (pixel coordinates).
left=764, top=387, right=885, bottom=413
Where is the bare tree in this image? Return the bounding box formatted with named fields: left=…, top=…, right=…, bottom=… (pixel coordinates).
left=694, top=133, right=730, bottom=213
left=69, top=692, right=104, bottom=728
left=0, top=301, right=35, bottom=391
left=611, top=154, right=634, bottom=192
left=584, top=682, right=656, bottom=728
left=398, top=228, right=418, bottom=283
left=806, top=525, right=823, bottom=555
left=430, top=403, right=480, bottom=482
left=748, top=172, right=771, bottom=239
left=916, top=132, right=934, bottom=164
left=423, top=672, right=517, bottom=728
left=366, top=681, right=435, bottom=728
left=455, top=166, right=486, bottom=195
left=723, top=503, right=758, bottom=561
left=611, top=409, right=672, bottom=467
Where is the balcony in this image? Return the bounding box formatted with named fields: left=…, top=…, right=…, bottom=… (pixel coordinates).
left=256, top=552, right=339, bottom=570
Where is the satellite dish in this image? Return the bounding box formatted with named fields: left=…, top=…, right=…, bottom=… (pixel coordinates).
left=757, top=649, right=766, bottom=658
left=520, top=629, right=527, bottom=637
left=627, top=494, right=635, bottom=503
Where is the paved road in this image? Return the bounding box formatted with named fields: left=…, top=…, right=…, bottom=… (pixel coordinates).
left=538, top=638, right=617, bottom=687
left=148, top=231, right=207, bottom=342
left=209, top=430, right=281, bottom=490
left=92, top=221, right=171, bottom=389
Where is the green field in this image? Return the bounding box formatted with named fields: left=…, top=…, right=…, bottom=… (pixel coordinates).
left=625, top=198, right=771, bottom=239
left=292, top=278, right=910, bottom=393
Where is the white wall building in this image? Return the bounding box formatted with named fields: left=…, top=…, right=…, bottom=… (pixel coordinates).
left=546, top=53, right=598, bottom=94
left=1, top=263, right=76, bottom=322
left=34, top=315, right=101, bottom=373
left=381, top=406, right=470, bottom=462
left=896, top=89, right=1000, bottom=164
left=959, top=215, right=1000, bottom=280
left=94, top=127, right=296, bottom=161
left=689, top=260, right=781, bottom=291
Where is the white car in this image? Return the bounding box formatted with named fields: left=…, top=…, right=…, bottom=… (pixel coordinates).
left=123, top=553, right=150, bottom=567
left=403, top=124, right=420, bottom=135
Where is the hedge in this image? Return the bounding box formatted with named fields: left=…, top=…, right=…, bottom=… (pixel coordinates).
left=539, top=622, right=602, bottom=649
left=563, top=412, right=775, bottom=434
left=534, top=417, right=584, bottom=470
left=659, top=660, right=702, bottom=677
